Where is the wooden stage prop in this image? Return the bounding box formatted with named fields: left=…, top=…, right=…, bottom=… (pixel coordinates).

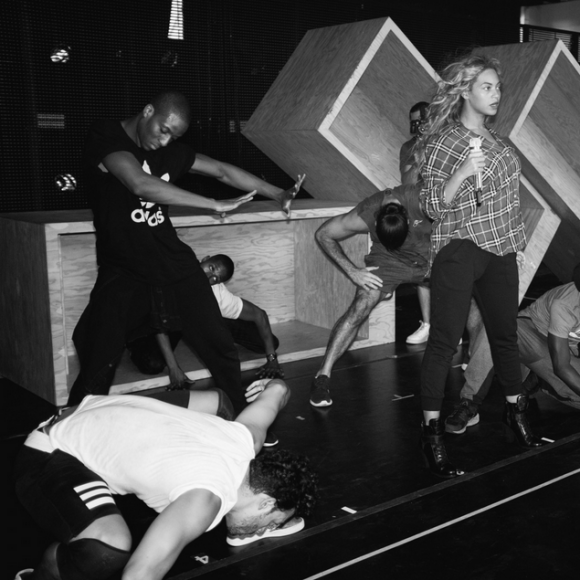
left=243, top=18, right=570, bottom=380
left=0, top=201, right=395, bottom=406
left=3, top=20, right=577, bottom=404
left=474, top=40, right=580, bottom=283
left=243, top=18, right=438, bottom=201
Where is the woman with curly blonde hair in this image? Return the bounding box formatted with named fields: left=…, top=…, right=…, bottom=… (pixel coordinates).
left=416, top=51, right=543, bottom=479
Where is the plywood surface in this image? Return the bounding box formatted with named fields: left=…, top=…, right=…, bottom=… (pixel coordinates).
left=243, top=17, right=437, bottom=202
left=243, top=18, right=390, bottom=133
left=294, top=218, right=369, bottom=332
left=0, top=217, right=55, bottom=401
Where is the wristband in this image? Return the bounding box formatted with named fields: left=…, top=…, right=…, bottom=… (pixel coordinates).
left=266, top=353, right=278, bottom=362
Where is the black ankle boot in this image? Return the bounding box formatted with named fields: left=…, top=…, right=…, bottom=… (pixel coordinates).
left=420, top=419, right=464, bottom=478
left=504, top=395, right=544, bottom=448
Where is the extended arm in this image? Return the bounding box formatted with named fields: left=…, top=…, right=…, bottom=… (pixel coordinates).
left=191, top=154, right=305, bottom=215
left=238, top=299, right=284, bottom=379
left=548, top=333, right=580, bottom=397
left=101, top=150, right=254, bottom=212
left=236, top=379, right=290, bottom=453
left=122, top=489, right=221, bottom=580
left=315, top=209, right=381, bottom=291
left=155, top=333, right=195, bottom=390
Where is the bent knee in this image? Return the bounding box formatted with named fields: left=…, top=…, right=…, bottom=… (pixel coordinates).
left=352, top=288, right=382, bottom=314
left=75, top=514, right=132, bottom=552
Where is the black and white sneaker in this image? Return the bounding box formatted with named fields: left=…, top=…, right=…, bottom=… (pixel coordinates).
left=310, top=375, right=333, bottom=407
left=263, top=431, right=279, bottom=447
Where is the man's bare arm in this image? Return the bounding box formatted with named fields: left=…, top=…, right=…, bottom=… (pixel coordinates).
left=237, top=300, right=283, bottom=379
left=122, top=489, right=221, bottom=580
left=315, top=208, right=382, bottom=291
left=236, top=379, right=290, bottom=453
left=191, top=155, right=305, bottom=215
left=101, top=150, right=254, bottom=213
left=548, top=333, right=580, bottom=397
left=155, top=333, right=194, bottom=390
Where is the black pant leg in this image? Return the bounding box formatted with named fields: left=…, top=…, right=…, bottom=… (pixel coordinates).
left=174, top=273, right=245, bottom=413
left=68, top=269, right=151, bottom=406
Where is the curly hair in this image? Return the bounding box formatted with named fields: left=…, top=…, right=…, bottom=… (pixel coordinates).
left=248, top=449, right=318, bottom=518
left=414, top=52, right=501, bottom=172
left=375, top=202, right=409, bottom=251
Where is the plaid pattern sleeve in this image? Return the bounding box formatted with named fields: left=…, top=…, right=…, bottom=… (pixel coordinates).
left=420, top=124, right=526, bottom=264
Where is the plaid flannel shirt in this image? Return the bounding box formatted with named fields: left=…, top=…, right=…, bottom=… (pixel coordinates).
left=420, top=123, right=526, bottom=266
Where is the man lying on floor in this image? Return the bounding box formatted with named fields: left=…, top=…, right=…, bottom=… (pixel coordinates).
left=14, top=379, right=318, bottom=580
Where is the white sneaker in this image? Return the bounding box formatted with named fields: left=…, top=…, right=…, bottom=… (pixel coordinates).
left=14, top=570, right=34, bottom=580
left=406, top=321, right=430, bottom=344
left=226, top=517, right=305, bottom=546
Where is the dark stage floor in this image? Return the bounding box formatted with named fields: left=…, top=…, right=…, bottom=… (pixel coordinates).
left=3, top=272, right=580, bottom=580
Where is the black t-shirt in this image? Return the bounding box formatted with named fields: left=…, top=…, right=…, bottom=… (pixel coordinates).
left=84, top=119, right=199, bottom=285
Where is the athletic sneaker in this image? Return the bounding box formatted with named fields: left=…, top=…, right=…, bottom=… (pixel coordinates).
left=226, top=517, right=305, bottom=546
left=406, top=321, right=430, bottom=344
left=14, top=571, right=34, bottom=580
left=310, top=375, right=332, bottom=407
left=445, top=399, right=480, bottom=434
left=263, top=431, right=279, bottom=447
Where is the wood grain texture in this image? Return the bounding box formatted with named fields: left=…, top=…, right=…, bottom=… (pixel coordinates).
left=243, top=18, right=390, bottom=133
left=476, top=40, right=559, bottom=137
left=478, top=40, right=580, bottom=282
left=243, top=17, right=438, bottom=201
left=294, top=218, right=370, bottom=332
left=2, top=203, right=397, bottom=406
left=177, top=222, right=296, bottom=323
left=518, top=175, right=561, bottom=302
left=0, top=217, right=54, bottom=402
left=243, top=129, right=381, bottom=201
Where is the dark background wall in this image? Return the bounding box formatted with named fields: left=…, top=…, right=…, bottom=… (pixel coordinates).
left=0, top=0, right=530, bottom=213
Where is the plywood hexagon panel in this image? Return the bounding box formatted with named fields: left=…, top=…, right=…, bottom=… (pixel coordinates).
left=243, top=17, right=438, bottom=202
left=476, top=40, right=580, bottom=282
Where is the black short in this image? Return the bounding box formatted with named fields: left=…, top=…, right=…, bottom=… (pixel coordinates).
left=14, top=446, right=121, bottom=543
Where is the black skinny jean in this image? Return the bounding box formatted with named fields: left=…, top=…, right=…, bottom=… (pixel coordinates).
left=420, top=239, right=522, bottom=411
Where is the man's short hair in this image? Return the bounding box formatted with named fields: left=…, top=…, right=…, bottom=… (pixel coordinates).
left=409, top=101, right=429, bottom=119
left=248, top=449, right=318, bottom=518
left=211, top=254, right=235, bottom=282
left=375, top=202, right=409, bottom=251
left=150, top=91, right=191, bottom=123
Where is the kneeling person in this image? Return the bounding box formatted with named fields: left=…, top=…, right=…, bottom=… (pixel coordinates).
left=15, top=380, right=317, bottom=580
left=129, top=253, right=283, bottom=389
left=310, top=184, right=431, bottom=407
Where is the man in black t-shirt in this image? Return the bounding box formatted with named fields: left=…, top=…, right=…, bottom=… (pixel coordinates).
left=68, top=91, right=304, bottom=412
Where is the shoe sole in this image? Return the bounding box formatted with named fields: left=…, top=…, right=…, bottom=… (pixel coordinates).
left=310, top=399, right=333, bottom=407
left=445, top=413, right=480, bottom=434
left=226, top=518, right=305, bottom=546
left=406, top=336, right=428, bottom=344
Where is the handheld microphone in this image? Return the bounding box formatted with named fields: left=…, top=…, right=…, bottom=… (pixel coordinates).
left=469, top=137, right=483, bottom=206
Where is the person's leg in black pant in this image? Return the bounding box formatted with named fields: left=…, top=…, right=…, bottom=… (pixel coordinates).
left=174, top=273, right=246, bottom=414
left=472, top=252, right=521, bottom=396
left=68, top=269, right=151, bottom=406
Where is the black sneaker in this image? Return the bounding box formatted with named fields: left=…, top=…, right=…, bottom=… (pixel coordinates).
left=263, top=431, right=279, bottom=447
left=445, top=399, right=480, bottom=434
left=310, top=375, right=332, bottom=407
